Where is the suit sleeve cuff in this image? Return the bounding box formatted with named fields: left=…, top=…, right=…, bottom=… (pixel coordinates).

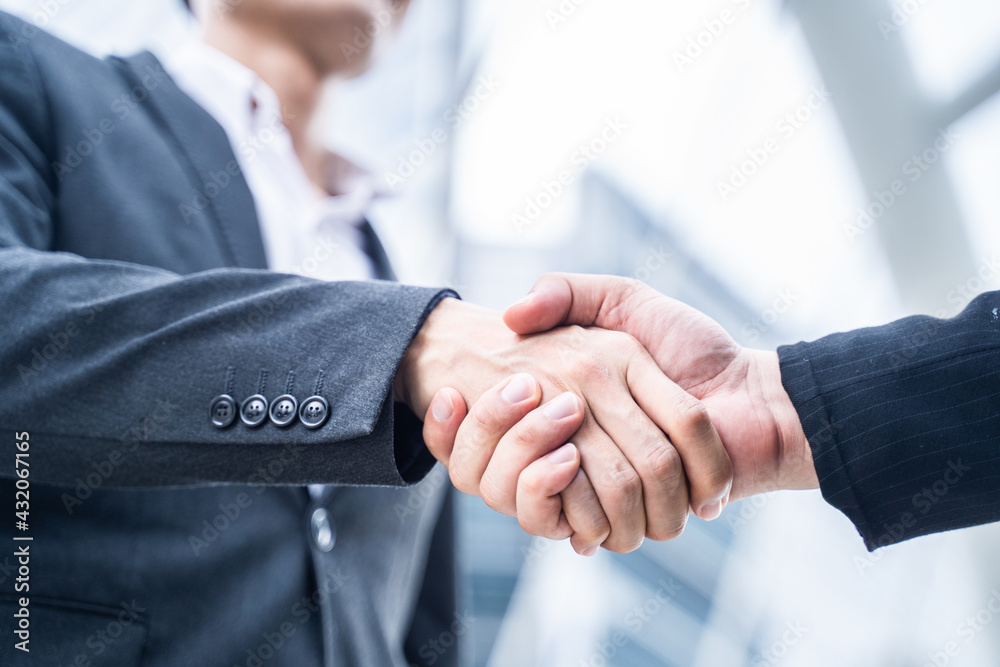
left=390, top=292, right=459, bottom=484
left=778, top=342, right=876, bottom=548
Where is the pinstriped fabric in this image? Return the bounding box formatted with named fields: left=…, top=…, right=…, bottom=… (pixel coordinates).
left=778, top=291, right=1000, bottom=551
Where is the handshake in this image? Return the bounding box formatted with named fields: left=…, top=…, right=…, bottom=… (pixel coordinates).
left=395, top=273, right=820, bottom=555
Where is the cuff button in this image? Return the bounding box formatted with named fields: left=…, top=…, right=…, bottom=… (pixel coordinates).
left=299, top=396, right=330, bottom=430
left=269, top=394, right=299, bottom=427
left=210, top=394, right=237, bottom=429
left=240, top=394, right=269, bottom=427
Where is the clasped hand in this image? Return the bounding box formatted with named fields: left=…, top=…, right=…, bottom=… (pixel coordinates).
left=397, top=274, right=815, bottom=555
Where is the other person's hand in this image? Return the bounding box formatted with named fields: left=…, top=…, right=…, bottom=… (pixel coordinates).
left=503, top=274, right=818, bottom=502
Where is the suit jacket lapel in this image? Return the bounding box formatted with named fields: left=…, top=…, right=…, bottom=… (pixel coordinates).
left=110, top=53, right=396, bottom=285
left=109, top=51, right=269, bottom=271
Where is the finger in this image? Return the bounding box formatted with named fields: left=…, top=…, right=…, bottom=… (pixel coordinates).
left=448, top=373, right=542, bottom=497
left=626, top=352, right=732, bottom=522
left=503, top=273, right=648, bottom=335
left=516, top=443, right=581, bottom=541
left=422, top=388, right=467, bottom=466
left=584, top=382, right=688, bottom=544
left=572, top=415, right=647, bottom=553
left=560, top=469, right=611, bottom=556
left=479, top=392, right=586, bottom=515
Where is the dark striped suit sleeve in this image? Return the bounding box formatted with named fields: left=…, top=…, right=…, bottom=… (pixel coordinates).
left=777, top=291, right=1000, bottom=551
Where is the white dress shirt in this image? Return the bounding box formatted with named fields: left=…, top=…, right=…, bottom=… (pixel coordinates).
left=163, top=41, right=382, bottom=497
left=163, top=39, right=379, bottom=284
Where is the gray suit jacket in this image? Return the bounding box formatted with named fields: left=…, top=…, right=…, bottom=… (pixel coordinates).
left=0, top=11, right=458, bottom=666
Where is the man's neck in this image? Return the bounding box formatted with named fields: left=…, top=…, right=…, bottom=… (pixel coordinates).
left=202, top=21, right=329, bottom=189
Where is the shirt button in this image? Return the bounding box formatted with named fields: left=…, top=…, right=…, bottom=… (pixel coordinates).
left=311, top=508, right=335, bottom=552
left=209, top=394, right=237, bottom=428
left=299, top=396, right=330, bottom=430
left=240, top=394, right=269, bottom=427
left=269, top=394, right=298, bottom=427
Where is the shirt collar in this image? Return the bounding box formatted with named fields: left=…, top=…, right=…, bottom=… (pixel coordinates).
left=163, top=40, right=384, bottom=225
left=162, top=39, right=274, bottom=147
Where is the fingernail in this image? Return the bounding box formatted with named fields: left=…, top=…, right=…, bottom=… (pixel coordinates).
left=511, top=292, right=535, bottom=307
left=431, top=391, right=454, bottom=422
left=544, top=393, right=579, bottom=421
left=699, top=500, right=723, bottom=521
left=581, top=546, right=599, bottom=557
left=547, top=442, right=576, bottom=465
left=501, top=373, right=536, bottom=404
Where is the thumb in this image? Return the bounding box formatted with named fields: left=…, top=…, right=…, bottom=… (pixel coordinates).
left=502, top=274, right=574, bottom=335
left=422, top=387, right=468, bottom=467
left=503, top=273, right=639, bottom=335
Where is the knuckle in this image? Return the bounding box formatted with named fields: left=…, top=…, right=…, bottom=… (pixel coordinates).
left=572, top=511, right=611, bottom=545
left=469, top=396, right=510, bottom=433
left=564, top=324, right=588, bottom=349
left=611, top=330, right=643, bottom=355
left=559, top=333, right=609, bottom=377
left=448, top=465, right=475, bottom=497
left=510, top=418, right=550, bottom=452
left=640, top=442, right=682, bottom=487
left=676, top=394, right=712, bottom=434
left=574, top=349, right=606, bottom=377
left=602, top=279, right=645, bottom=327
left=518, top=469, right=547, bottom=499
left=421, top=425, right=442, bottom=456
left=554, top=325, right=589, bottom=364
left=517, top=515, right=543, bottom=537
left=604, top=462, right=643, bottom=503
left=478, top=474, right=507, bottom=512
left=520, top=510, right=564, bottom=540
left=603, top=532, right=645, bottom=554
left=703, top=460, right=734, bottom=497
left=616, top=276, right=644, bottom=296
left=647, top=514, right=688, bottom=542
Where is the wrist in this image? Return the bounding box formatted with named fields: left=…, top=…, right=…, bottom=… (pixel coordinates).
left=752, top=349, right=818, bottom=491
left=395, top=296, right=456, bottom=411
left=394, top=297, right=511, bottom=418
